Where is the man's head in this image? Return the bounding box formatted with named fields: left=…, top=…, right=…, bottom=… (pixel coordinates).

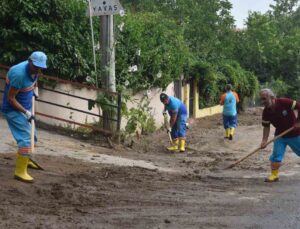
left=28, top=51, right=47, bottom=74
left=160, top=93, right=169, bottom=105
left=260, top=88, right=275, bottom=108
left=225, top=84, right=232, bottom=92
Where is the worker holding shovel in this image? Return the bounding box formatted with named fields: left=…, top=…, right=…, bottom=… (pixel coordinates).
left=2, top=51, right=47, bottom=182
left=260, top=88, right=300, bottom=182
left=160, top=93, right=187, bottom=152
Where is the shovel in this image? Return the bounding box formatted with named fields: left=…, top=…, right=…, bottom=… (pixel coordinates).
left=226, top=126, right=295, bottom=169
left=28, top=95, right=44, bottom=170
left=163, top=112, right=173, bottom=144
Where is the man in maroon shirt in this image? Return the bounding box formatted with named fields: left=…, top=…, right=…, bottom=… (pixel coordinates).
left=260, top=88, right=300, bottom=182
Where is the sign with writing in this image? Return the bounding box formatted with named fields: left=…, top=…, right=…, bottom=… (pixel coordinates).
left=87, top=0, right=124, bottom=16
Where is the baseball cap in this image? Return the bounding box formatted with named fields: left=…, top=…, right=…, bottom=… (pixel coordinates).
left=160, top=93, right=168, bottom=102
left=29, top=51, right=47, bottom=69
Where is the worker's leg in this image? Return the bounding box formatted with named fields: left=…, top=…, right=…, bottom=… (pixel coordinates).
left=286, top=136, right=300, bottom=157
left=167, top=125, right=179, bottom=151
left=223, top=115, right=230, bottom=139
left=265, top=138, right=286, bottom=182
left=4, top=111, right=34, bottom=182
left=178, top=114, right=187, bottom=152
left=228, top=115, right=237, bottom=140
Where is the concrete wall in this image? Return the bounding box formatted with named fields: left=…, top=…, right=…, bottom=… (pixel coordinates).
left=36, top=84, right=100, bottom=128
left=0, top=68, right=176, bottom=130
left=122, top=83, right=175, bottom=130
left=0, top=67, right=222, bottom=131
left=0, top=69, right=101, bottom=129
left=182, top=78, right=223, bottom=119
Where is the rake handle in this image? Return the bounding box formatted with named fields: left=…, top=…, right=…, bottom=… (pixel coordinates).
left=226, top=126, right=295, bottom=169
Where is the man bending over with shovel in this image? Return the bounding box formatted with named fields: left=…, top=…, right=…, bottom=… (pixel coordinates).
left=2, top=51, right=47, bottom=182
left=160, top=93, right=187, bottom=152
left=260, top=88, right=300, bottom=182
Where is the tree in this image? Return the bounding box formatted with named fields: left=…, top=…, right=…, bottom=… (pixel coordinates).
left=0, top=0, right=95, bottom=80
left=115, top=12, right=189, bottom=92
left=234, top=0, right=300, bottom=99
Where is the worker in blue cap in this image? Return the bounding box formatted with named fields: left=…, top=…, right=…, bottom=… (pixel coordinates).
left=2, top=51, right=47, bottom=182
left=160, top=93, right=188, bottom=152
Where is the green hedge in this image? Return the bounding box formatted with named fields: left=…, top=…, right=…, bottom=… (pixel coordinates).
left=189, top=60, right=259, bottom=108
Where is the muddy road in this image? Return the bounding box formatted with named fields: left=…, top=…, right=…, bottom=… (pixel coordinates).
left=1, top=108, right=300, bottom=229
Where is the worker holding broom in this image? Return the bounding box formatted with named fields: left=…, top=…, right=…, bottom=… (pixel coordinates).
left=160, top=93, right=187, bottom=152
left=220, top=84, right=240, bottom=140
left=2, top=51, right=47, bottom=182
left=260, top=88, right=300, bottom=182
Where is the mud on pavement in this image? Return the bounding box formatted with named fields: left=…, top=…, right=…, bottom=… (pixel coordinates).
left=1, top=108, right=300, bottom=229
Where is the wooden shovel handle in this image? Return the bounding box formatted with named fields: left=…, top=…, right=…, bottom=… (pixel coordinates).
left=31, top=96, right=35, bottom=153
left=226, top=126, right=295, bottom=169
left=163, top=113, right=173, bottom=144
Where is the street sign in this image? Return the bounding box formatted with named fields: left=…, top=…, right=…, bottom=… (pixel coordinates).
left=87, top=0, right=124, bottom=16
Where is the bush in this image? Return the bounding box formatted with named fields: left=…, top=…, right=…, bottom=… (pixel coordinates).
left=189, top=60, right=259, bottom=109
left=122, top=95, right=156, bottom=135
left=115, top=12, right=189, bottom=92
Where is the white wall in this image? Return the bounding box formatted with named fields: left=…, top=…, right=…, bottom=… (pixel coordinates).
left=36, top=84, right=100, bottom=128
left=121, top=83, right=175, bottom=130
left=0, top=69, right=176, bottom=131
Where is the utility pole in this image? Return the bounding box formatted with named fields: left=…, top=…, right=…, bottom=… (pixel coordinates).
left=87, top=0, right=123, bottom=131
left=101, top=15, right=116, bottom=130
left=100, top=15, right=116, bottom=93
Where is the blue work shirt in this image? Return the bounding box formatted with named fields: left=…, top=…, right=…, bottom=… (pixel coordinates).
left=2, top=61, right=37, bottom=113
left=165, top=96, right=187, bottom=117
left=221, top=91, right=238, bottom=116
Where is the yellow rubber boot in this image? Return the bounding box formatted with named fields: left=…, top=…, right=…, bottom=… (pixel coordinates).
left=265, top=169, right=279, bottom=182
left=167, top=139, right=178, bottom=151
left=224, top=129, right=230, bottom=139
left=230, top=128, right=235, bottom=135
left=14, top=155, right=34, bottom=183
left=229, top=128, right=235, bottom=140
left=179, top=139, right=185, bottom=152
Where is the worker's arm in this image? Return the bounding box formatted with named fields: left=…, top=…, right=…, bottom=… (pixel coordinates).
left=234, top=92, right=240, bottom=103
left=8, top=87, right=26, bottom=113
left=261, top=126, right=270, bottom=149
left=276, top=98, right=300, bottom=127
left=291, top=99, right=300, bottom=127
left=169, top=114, right=177, bottom=127
left=8, top=87, right=34, bottom=121
left=220, top=93, right=226, bottom=105
left=261, top=107, right=271, bottom=149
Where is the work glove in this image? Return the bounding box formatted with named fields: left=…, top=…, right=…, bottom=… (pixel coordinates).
left=186, top=122, right=189, bottom=129
left=163, top=111, right=167, bottom=116
left=166, top=127, right=171, bottom=133
left=33, top=87, right=39, bottom=98
left=25, top=110, right=35, bottom=122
